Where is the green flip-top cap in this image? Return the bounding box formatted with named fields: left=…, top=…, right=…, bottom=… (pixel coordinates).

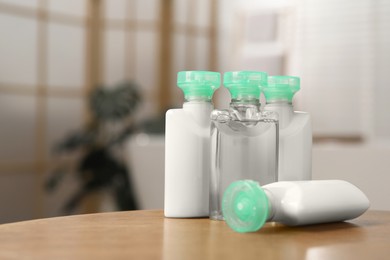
left=264, top=76, right=300, bottom=102
left=177, top=71, right=220, bottom=100
left=222, top=180, right=269, bottom=233
left=223, top=71, right=268, bottom=100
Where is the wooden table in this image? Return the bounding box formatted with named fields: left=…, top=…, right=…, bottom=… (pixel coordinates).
left=0, top=210, right=389, bottom=259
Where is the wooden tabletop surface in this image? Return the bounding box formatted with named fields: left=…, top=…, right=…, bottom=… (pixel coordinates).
left=0, top=210, right=389, bottom=259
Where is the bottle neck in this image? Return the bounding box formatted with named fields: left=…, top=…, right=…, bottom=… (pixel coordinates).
left=183, top=99, right=213, bottom=127
left=184, top=96, right=212, bottom=103
left=266, top=98, right=292, bottom=105
left=230, top=98, right=260, bottom=109
left=265, top=100, right=293, bottom=109
left=183, top=99, right=213, bottom=110
left=230, top=98, right=261, bottom=120
left=265, top=100, right=294, bottom=128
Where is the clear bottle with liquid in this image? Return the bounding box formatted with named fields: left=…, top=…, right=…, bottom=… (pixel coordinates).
left=263, top=76, right=312, bottom=181
left=222, top=180, right=370, bottom=233
left=210, top=71, right=279, bottom=220
left=164, top=71, right=220, bottom=218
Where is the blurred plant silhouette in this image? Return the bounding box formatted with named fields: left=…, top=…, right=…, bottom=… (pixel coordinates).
left=45, top=81, right=155, bottom=213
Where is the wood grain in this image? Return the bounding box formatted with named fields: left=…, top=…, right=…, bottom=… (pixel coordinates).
left=0, top=210, right=389, bottom=260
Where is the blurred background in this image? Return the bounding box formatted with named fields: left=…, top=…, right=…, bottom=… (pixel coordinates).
left=1, top=0, right=389, bottom=223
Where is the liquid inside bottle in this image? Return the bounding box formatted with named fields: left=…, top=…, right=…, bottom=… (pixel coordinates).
left=210, top=71, right=279, bottom=220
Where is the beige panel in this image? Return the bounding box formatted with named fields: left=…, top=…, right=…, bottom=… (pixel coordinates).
left=135, top=30, right=158, bottom=92
left=103, top=29, right=126, bottom=87
left=103, top=0, right=127, bottom=21
left=196, top=0, right=210, bottom=28
left=0, top=14, right=37, bottom=86
left=0, top=94, right=36, bottom=162
left=186, top=0, right=197, bottom=27
left=125, top=30, right=136, bottom=79
left=47, top=22, right=86, bottom=89
left=0, top=0, right=38, bottom=8
left=135, top=0, right=160, bottom=21
left=195, top=36, right=209, bottom=70
left=173, top=0, right=189, bottom=25
left=172, top=33, right=187, bottom=72
left=244, top=11, right=277, bottom=43
left=0, top=172, right=36, bottom=224
left=45, top=97, right=84, bottom=160
left=171, top=33, right=186, bottom=106
left=134, top=99, right=158, bottom=122
left=48, top=0, right=87, bottom=17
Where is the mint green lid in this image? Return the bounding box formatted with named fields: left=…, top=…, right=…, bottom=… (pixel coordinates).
left=264, top=76, right=300, bottom=102
left=223, top=71, right=268, bottom=100
left=222, top=180, right=269, bottom=233
left=177, top=71, right=220, bottom=100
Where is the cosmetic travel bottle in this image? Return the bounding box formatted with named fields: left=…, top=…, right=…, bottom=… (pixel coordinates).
left=222, top=179, right=370, bottom=233
left=164, top=71, right=220, bottom=218
left=210, top=71, right=279, bottom=220
left=264, top=76, right=312, bottom=181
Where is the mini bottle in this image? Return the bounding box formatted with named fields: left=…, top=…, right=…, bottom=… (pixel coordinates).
left=263, top=76, right=312, bottom=181
left=222, top=180, right=370, bottom=233
left=164, top=71, right=220, bottom=218
left=210, top=71, right=279, bottom=221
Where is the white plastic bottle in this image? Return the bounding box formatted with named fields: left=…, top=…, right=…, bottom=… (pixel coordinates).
left=222, top=180, right=370, bottom=233
left=164, top=71, right=220, bottom=218
left=264, top=76, right=312, bottom=181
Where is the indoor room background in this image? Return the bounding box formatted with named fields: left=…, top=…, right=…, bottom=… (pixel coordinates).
left=1, top=0, right=389, bottom=223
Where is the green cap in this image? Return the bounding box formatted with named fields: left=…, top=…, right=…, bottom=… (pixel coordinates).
left=223, top=71, right=268, bottom=100
left=264, top=76, right=300, bottom=102
left=222, top=180, right=269, bottom=233
left=177, top=71, right=220, bottom=100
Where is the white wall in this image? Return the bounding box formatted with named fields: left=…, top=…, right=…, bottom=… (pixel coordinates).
left=126, top=134, right=165, bottom=210
left=313, top=143, right=390, bottom=210
left=127, top=136, right=390, bottom=211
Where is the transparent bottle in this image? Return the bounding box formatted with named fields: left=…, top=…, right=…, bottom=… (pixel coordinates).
left=164, top=71, right=220, bottom=218
left=222, top=180, right=370, bottom=233
left=210, top=71, right=279, bottom=220
left=263, top=76, right=312, bottom=181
